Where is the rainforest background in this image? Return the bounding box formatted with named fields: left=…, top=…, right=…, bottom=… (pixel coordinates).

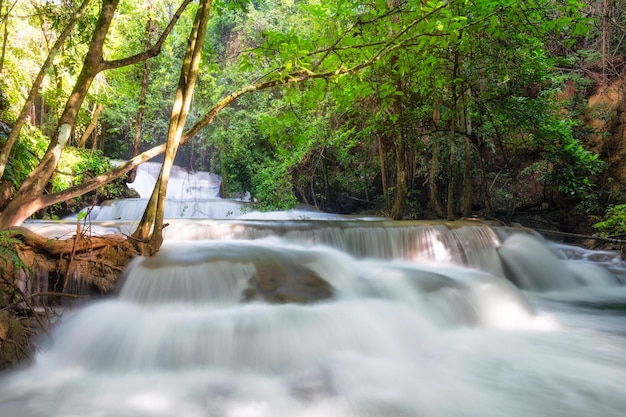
left=0, top=0, right=625, bottom=235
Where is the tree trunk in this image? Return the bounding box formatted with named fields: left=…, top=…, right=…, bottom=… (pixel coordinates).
left=0, top=0, right=190, bottom=228
left=0, top=0, right=8, bottom=75
left=78, top=103, right=104, bottom=148
left=447, top=51, right=459, bottom=222
left=133, top=59, right=150, bottom=159
left=390, top=104, right=407, bottom=219
left=0, top=0, right=92, bottom=181
left=390, top=136, right=407, bottom=220
left=132, top=0, right=212, bottom=255
left=461, top=92, right=472, bottom=218
left=128, top=16, right=154, bottom=183
left=0, top=0, right=117, bottom=228
left=378, top=135, right=389, bottom=206
left=447, top=122, right=456, bottom=221
left=476, top=142, right=494, bottom=215
left=427, top=137, right=443, bottom=217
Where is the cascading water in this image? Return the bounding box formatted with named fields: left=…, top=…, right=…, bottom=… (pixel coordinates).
left=86, top=162, right=247, bottom=220
left=6, top=164, right=626, bottom=417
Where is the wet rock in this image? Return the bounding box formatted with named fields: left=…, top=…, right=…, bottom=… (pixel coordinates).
left=243, top=261, right=333, bottom=304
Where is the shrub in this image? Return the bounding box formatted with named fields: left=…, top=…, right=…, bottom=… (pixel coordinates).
left=593, top=204, right=626, bottom=237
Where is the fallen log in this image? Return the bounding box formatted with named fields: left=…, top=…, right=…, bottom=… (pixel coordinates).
left=4, top=226, right=128, bottom=256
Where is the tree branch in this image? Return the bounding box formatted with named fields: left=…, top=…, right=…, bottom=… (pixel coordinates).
left=100, top=0, right=192, bottom=71
left=29, top=1, right=452, bottom=212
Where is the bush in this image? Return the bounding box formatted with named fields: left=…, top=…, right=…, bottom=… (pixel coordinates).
left=593, top=204, right=626, bottom=237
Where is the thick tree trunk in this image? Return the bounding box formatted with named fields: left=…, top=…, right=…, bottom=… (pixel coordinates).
left=390, top=71, right=407, bottom=219
left=462, top=134, right=472, bottom=217
left=390, top=137, right=407, bottom=219
left=390, top=104, right=407, bottom=219
left=447, top=120, right=456, bottom=221
left=476, top=144, right=494, bottom=214
left=427, top=138, right=443, bottom=217
left=132, top=0, right=212, bottom=255
left=6, top=226, right=128, bottom=256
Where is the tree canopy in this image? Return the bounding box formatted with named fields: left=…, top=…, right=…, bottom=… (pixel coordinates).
left=0, top=0, right=623, bottom=235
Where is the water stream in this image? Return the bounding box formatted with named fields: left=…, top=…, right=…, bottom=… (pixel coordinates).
left=3, top=164, right=626, bottom=417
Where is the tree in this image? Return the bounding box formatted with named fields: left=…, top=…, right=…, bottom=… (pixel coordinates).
left=131, top=0, right=212, bottom=254
left=0, top=0, right=191, bottom=228
left=0, top=0, right=603, bottom=233
left=0, top=0, right=93, bottom=180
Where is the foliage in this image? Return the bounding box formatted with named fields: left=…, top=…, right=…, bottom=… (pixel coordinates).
left=3, top=125, right=48, bottom=187
left=0, top=231, right=28, bottom=309
left=593, top=205, right=626, bottom=237
left=0, top=0, right=617, bottom=223
left=102, top=0, right=190, bottom=159
left=0, top=230, right=27, bottom=275
left=54, top=147, right=122, bottom=199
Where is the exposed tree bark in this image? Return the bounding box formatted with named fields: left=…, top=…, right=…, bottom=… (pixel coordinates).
left=427, top=103, right=444, bottom=217
left=132, top=0, right=212, bottom=255
left=446, top=120, right=456, bottom=220
left=5, top=226, right=127, bottom=256
left=474, top=137, right=494, bottom=215
left=0, top=0, right=92, bottom=181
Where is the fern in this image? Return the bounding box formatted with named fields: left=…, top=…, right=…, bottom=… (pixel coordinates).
left=0, top=230, right=26, bottom=273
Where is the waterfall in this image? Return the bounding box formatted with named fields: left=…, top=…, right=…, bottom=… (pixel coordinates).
left=2, top=231, right=626, bottom=417
left=6, top=165, right=626, bottom=417
left=81, top=162, right=246, bottom=221
left=127, top=162, right=222, bottom=200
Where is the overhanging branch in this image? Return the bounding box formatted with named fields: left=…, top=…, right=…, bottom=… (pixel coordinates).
left=100, top=0, right=192, bottom=71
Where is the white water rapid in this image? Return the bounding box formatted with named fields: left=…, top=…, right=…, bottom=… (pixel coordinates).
left=6, top=164, right=626, bottom=417
left=86, top=162, right=246, bottom=220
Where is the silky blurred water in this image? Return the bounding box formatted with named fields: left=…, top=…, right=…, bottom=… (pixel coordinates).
left=8, top=164, right=626, bottom=416
left=1, top=232, right=625, bottom=417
